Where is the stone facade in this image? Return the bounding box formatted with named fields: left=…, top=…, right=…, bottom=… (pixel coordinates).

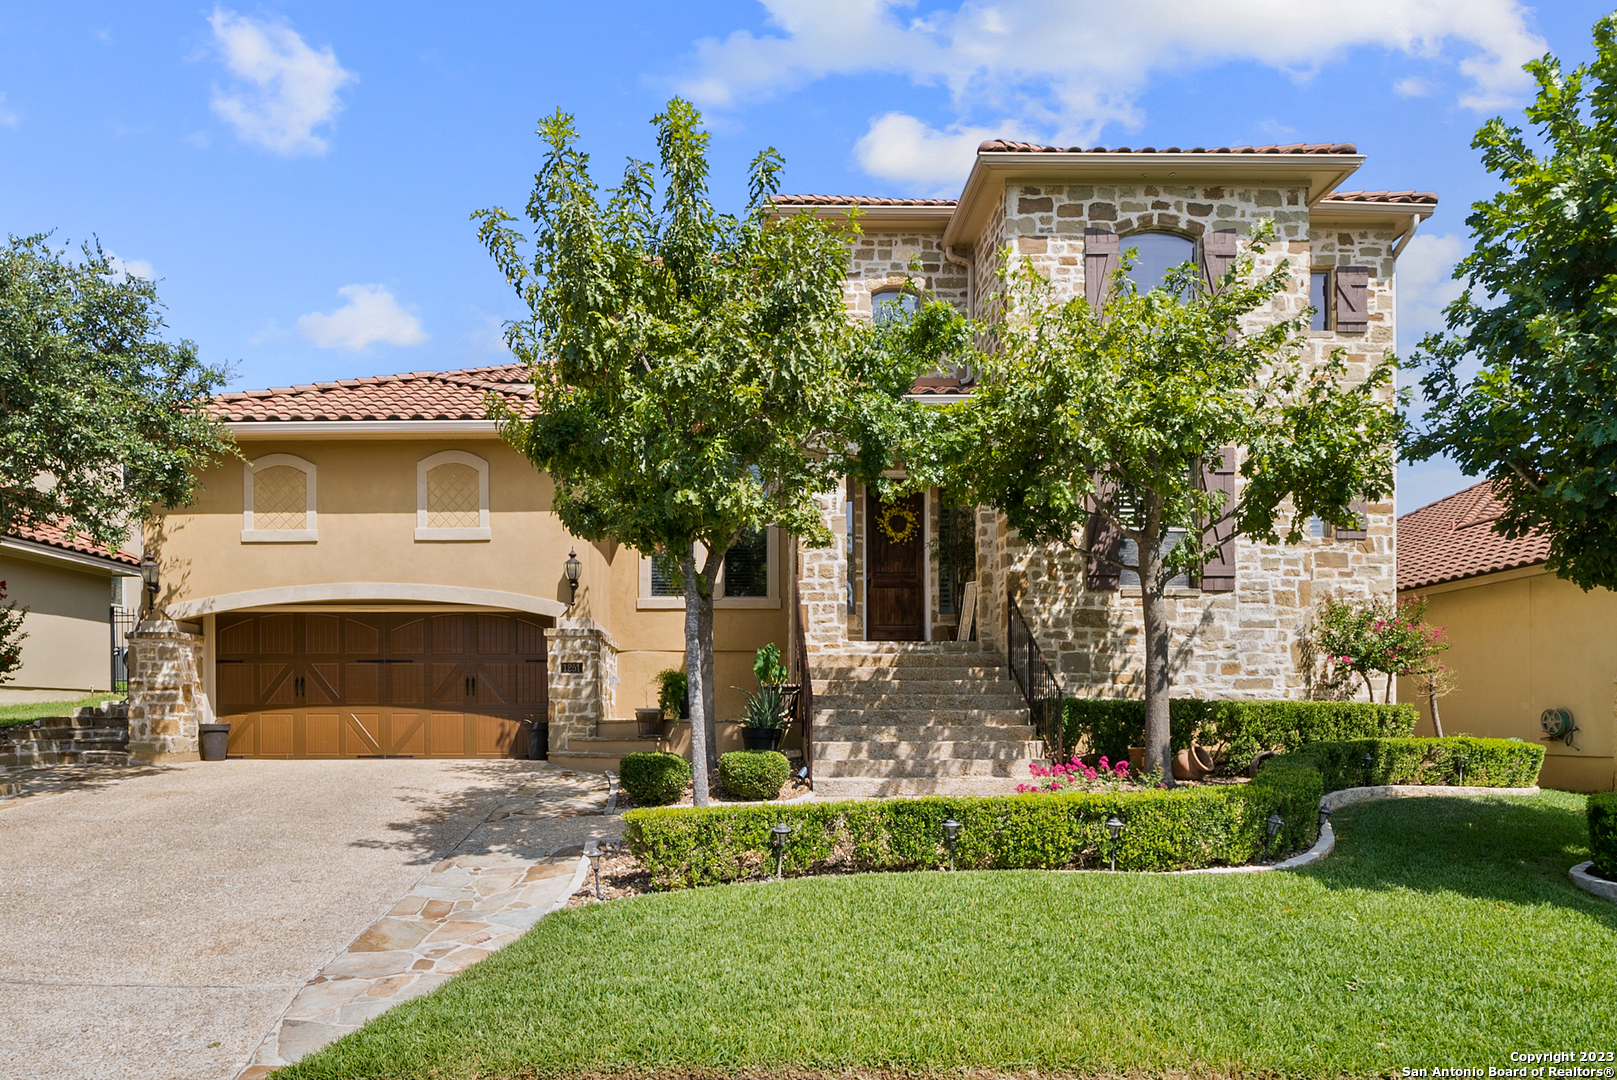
left=546, top=618, right=619, bottom=747
left=125, top=620, right=205, bottom=762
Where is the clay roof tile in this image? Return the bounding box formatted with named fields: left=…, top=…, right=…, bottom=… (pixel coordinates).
left=1397, top=481, right=1551, bottom=592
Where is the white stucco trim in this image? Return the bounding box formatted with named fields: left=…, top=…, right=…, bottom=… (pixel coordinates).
left=243, top=453, right=318, bottom=543
left=226, top=420, right=502, bottom=439
left=165, top=582, right=567, bottom=620
left=415, top=450, right=492, bottom=541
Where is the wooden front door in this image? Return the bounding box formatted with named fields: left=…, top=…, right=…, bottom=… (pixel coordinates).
left=867, top=492, right=924, bottom=641
left=217, top=611, right=548, bottom=758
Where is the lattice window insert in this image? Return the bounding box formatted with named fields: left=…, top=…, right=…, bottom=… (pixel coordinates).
left=253, top=466, right=307, bottom=531
left=426, top=463, right=481, bottom=529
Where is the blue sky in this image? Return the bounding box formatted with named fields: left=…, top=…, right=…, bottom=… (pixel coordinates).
left=3, top=1, right=1612, bottom=512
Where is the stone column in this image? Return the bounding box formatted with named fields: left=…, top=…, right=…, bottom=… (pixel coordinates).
left=546, top=617, right=618, bottom=750
left=125, top=620, right=204, bottom=763
left=799, top=487, right=852, bottom=651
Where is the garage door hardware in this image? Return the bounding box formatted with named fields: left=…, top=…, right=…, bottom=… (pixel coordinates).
left=464, top=675, right=477, bottom=696
left=357, top=754, right=416, bottom=758
left=293, top=676, right=306, bottom=697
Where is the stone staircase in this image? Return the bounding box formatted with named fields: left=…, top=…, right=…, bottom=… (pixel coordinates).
left=0, top=702, right=130, bottom=769
left=809, top=642, right=1046, bottom=798
left=546, top=719, right=663, bottom=774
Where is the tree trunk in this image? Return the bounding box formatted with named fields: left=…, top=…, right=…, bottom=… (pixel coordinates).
left=681, top=550, right=711, bottom=807
left=1138, top=499, right=1174, bottom=788
left=695, top=569, right=718, bottom=778
left=1427, top=683, right=1445, bottom=738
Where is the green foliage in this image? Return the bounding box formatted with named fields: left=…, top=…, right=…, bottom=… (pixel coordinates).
left=1281, top=736, right=1544, bottom=793
left=1062, top=697, right=1417, bottom=773
left=624, top=760, right=1320, bottom=889
left=0, top=580, right=26, bottom=685
left=1588, top=792, right=1617, bottom=879
left=736, top=683, right=786, bottom=730
left=618, top=752, right=692, bottom=807
left=1312, top=595, right=1449, bottom=702
left=751, top=643, right=787, bottom=685
left=0, top=235, right=234, bottom=549
left=1404, top=15, right=1617, bottom=592
left=717, top=750, right=790, bottom=801
left=654, top=669, right=687, bottom=719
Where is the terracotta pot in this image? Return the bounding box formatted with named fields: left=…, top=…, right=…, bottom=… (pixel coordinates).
left=1172, top=745, right=1219, bottom=781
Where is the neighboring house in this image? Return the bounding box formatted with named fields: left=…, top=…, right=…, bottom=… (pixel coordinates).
left=1, top=520, right=139, bottom=704
left=142, top=141, right=1432, bottom=793
left=1396, top=482, right=1615, bottom=793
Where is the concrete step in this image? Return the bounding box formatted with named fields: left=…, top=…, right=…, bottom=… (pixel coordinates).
left=4, top=727, right=128, bottom=744
left=813, top=757, right=1037, bottom=779
left=1, top=717, right=128, bottom=735
left=811, top=775, right=1028, bottom=798
left=563, top=735, right=663, bottom=756
left=808, top=723, right=1040, bottom=740
left=597, top=719, right=664, bottom=739
left=812, top=690, right=1026, bottom=710
left=814, top=739, right=1046, bottom=762
left=813, top=660, right=1009, bottom=676
left=812, top=707, right=1031, bottom=726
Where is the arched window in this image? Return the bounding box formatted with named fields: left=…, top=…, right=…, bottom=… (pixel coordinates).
left=871, top=287, right=919, bottom=325
left=1122, top=232, right=1196, bottom=295
left=416, top=451, right=490, bottom=541
left=242, top=454, right=317, bottom=543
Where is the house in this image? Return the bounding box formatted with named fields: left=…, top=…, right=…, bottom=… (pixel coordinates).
left=1, top=520, right=139, bottom=704
left=135, top=140, right=1433, bottom=794
left=1395, top=481, right=1615, bottom=792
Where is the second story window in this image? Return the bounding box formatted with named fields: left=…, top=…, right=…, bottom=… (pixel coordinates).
left=1309, top=270, right=1332, bottom=330
left=872, top=287, right=919, bottom=325
left=416, top=451, right=491, bottom=541
left=242, top=454, right=317, bottom=543
left=1123, top=232, right=1196, bottom=295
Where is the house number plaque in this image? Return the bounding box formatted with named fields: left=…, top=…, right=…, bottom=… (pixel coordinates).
left=559, top=661, right=585, bottom=674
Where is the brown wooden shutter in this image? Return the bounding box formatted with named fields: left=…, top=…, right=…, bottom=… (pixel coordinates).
left=1334, top=266, right=1369, bottom=332
left=1084, top=484, right=1123, bottom=591
left=1198, top=447, right=1238, bottom=593
left=1084, top=229, right=1119, bottom=309
left=1201, top=229, right=1238, bottom=293
left=1335, top=499, right=1369, bottom=541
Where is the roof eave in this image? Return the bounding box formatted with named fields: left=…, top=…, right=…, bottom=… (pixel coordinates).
left=223, top=419, right=503, bottom=440
left=0, top=535, right=136, bottom=576
left=771, top=203, right=957, bottom=231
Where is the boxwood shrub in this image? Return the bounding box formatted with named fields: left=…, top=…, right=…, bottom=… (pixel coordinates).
left=1586, top=791, right=1617, bottom=880
left=719, top=750, right=790, bottom=801
left=1062, top=697, right=1418, bottom=773
left=1286, top=736, right=1544, bottom=793
left=619, top=751, right=691, bottom=807
left=623, top=757, right=1322, bottom=889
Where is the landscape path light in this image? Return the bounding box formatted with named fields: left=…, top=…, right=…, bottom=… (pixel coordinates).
left=771, top=822, right=793, bottom=880
left=1317, top=805, right=1332, bottom=832
left=1105, top=816, right=1125, bottom=872
left=1264, top=813, right=1284, bottom=863
left=942, top=818, right=962, bottom=871
left=584, top=839, right=603, bottom=900
left=1455, top=754, right=1470, bottom=787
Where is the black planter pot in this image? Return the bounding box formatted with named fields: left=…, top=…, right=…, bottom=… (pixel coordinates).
left=199, top=723, right=231, bottom=761
left=526, top=721, right=549, bottom=761
left=742, top=727, right=783, bottom=752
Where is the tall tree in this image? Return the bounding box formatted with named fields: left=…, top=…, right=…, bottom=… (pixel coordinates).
left=475, top=100, right=946, bottom=804
left=1, top=234, right=233, bottom=550
left=909, top=224, right=1398, bottom=784
left=1405, top=14, right=1617, bottom=592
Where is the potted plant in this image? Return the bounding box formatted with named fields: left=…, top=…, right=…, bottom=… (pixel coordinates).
left=738, top=683, right=787, bottom=751
left=655, top=668, right=689, bottom=721
left=752, top=643, right=800, bottom=722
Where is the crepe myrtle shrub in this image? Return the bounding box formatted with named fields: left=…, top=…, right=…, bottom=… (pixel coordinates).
left=476, top=100, right=958, bottom=805
left=717, top=750, right=790, bottom=801
left=903, top=219, right=1398, bottom=787
left=618, top=752, right=692, bottom=807
left=622, top=757, right=1321, bottom=889
left=1588, top=792, right=1617, bottom=880
left=1287, top=736, right=1544, bottom=793
left=1311, top=595, right=1449, bottom=705
left=0, top=580, right=26, bottom=685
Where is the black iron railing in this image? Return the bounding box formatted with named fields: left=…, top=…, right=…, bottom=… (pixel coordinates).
left=793, top=597, right=814, bottom=781
left=110, top=605, right=136, bottom=694
left=1007, top=597, right=1065, bottom=761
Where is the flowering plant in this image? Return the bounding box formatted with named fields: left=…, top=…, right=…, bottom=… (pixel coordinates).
left=1311, top=595, right=1449, bottom=703
left=1017, top=753, right=1153, bottom=793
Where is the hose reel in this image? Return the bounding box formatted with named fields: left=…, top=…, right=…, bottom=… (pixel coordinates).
left=1539, top=707, right=1579, bottom=749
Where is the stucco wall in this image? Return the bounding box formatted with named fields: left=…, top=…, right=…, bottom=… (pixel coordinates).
left=1398, top=567, right=1617, bottom=792
left=0, top=551, right=119, bottom=701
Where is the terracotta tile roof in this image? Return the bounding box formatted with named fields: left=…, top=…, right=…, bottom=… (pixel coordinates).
left=208, top=364, right=537, bottom=423
left=1322, top=190, right=1439, bottom=205
left=976, top=140, right=1358, bottom=155
left=771, top=194, right=958, bottom=207
left=4, top=519, right=141, bottom=568
left=909, top=376, right=976, bottom=396
left=1398, top=480, right=1551, bottom=592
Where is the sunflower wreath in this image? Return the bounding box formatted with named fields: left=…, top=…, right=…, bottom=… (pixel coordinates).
left=876, top=501, right=920, bottom=544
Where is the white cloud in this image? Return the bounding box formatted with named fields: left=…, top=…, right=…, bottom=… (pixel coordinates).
left=854, top=113, right=1032, bottom=189
left=0, top=93, right=20, bottom=129
left=682, top=0, right=1545, bottom=183
left=1394, top=76, right=1435, bottom=97
left=1396, top=231, right=1467, bottom=355
left=106, top=253, right=155, bottom=283
left=297, top=285, right=427, bottom=353
left=208, top=8, right=356, bottom=156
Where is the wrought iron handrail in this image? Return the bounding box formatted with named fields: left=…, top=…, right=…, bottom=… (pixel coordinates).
left=793, top=597, right=814, bottom=781
left=1007, top=596, right=1065, bottom=761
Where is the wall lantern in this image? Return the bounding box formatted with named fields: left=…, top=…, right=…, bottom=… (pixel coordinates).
left=1105, top=816, right=1126, bottom=872
left=942, top=818, right=962, bottom=871
left=771, top=822, right=793, bottom=880
left=139, top=553, right=160, bottom=615
left=563, top=549, right=582, bottom=607
left=1264, top=813, right=1284, bottom=862
left=584, top=838, right=603, bottom=900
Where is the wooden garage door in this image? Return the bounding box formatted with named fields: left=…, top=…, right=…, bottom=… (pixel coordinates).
left=215, top=612, right=548, bottom=759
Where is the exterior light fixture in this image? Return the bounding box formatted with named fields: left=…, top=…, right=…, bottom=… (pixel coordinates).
left=942, top=818, right=962, bottom=871
left=1105, top=816, right=1126, bottom=872
left=1362, top=751, right=1375, bottom=783
left=139, top=553, right=160, bottom=616
left=1264, top=813, right=1284, bottom=862
left=563, top=549, right=582, bottom=607
left=796, top=765, right=810, bottom=782
left=771, top=822, right=793, bottom=880
left=1455, top=755, right=1470, bottom=787
left=584, top=838, right=603, bottom=900
left=1317, top=805, right=1332, bottom=832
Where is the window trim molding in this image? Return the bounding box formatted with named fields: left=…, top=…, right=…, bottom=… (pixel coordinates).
left=415, top=450, right=491, bottom=542
left=636, top=529, right=781, bottom=610
left=242, top=453, right=318, bottom=543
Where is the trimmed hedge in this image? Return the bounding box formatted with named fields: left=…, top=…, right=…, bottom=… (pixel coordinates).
left=619, top=752, right=691, bottom=807
left=1063, top=697, right=1418, bottom=772
left=1287, top=737, right=1544, bottom=793
left=623, top=757, right=1322, bottom=889
left=719, top=751, right=790, bottom=801
left=1588, top=792, right=1617, bottom=880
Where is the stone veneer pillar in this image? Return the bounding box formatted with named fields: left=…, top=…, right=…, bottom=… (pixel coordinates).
left=125, top=620, right=204, bottom=763
left=546, top=617, right=618, bottom=750
left=798, top=488, right=853, bottom=651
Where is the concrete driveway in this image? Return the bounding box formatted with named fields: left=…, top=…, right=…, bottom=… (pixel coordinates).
left=0, top=758, right=561, bottom=1080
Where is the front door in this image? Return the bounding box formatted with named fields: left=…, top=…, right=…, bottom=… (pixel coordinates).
left=867, top=492, right=924, bottom=641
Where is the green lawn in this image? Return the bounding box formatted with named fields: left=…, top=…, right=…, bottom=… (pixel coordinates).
left=280, top=791, right=1614, bottom=1079
left=0, top=694, right=115, bottom=727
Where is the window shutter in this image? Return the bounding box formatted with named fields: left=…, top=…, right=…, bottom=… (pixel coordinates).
left=1084, top=229, right=1119, bottom=309
left=1084, top=487, right=1124, bottom=591
left=1201, top=229, right=1238, bottom=293
left=1334, top=266, right=1369, bottom=332
left=1335, top=500, right=1369, bottom=541
left=1198, top=447, right=1238, bottom=593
